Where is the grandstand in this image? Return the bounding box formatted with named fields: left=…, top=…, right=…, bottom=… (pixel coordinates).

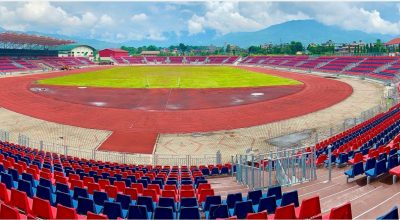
left=2, top=31, right=400, bottom=219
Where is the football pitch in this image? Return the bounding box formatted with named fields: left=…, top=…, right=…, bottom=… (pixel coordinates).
left=38, top=66, right=301, bottom=89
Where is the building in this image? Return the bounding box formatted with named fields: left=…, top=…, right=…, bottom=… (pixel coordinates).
left=54, top=44, right=95, bottom=58
left=99, top=48, right=129, bottom=58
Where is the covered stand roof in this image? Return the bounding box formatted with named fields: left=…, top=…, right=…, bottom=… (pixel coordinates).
left=0, top=32, right=75, bottom=49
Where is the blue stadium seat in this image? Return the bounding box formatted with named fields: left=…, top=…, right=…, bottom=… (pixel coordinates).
left=225, top=193, right=243, bottom=209
left=103, top=201, right=124, bottom=219
left=208, top=204, right=229, bottom=219
left=232, top=200, right=254, bottom=219
left=76, top=197, right=95, bottom=215
left=377, top=206, right=399, bottom=220
left=365, top=159, right=387, bottom=184
left=36, top=185, right=54, bottom=205
left=39, top=178, right=54, bottom=193
left=56, top=191, right=73, bottom=208
left=21, top=173, right=35, bottom=187
left=116, top=193, right=132, bottom=210
left=180, top=197, right=198, bottom=209
left=154, top=207, right=174, bottom=219
left=137, top=196, right=155, bottom=213
left=344, top=162, right=364, bottom=182
left=203, top=195, right=222, bottom=211
left=267, top=185, right=282, bottom=200
left=1, top=173, right=14, bottom=189
left=17, top=179, right=33, bottom=198
left=258, top=196, right=277, bottom=214
left=179, top=207, right=200, bottom=219
left=158, top=197, right=176, bottom=212
left=73, top=187, right=89, bottom=200
left=7, top=168, right=19, bottom=182
left=279, top=190, right=299, bottom=207
left=247, top=190, right=262, bottom=205
left=93, top=190, right=109, bottom=206
left=56, top=183, right=70, bottom=194
left=127, top=205, right=149, bottom=219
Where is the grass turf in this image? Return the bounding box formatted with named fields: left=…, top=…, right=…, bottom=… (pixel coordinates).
left=38, top=66, right=301, bottom=88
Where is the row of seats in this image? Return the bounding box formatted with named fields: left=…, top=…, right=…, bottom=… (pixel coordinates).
left=0, top=57, right=94, bottom=73
left=111, top=56, right=239, bottom=65
left=240, top=55, right=400, bottom=80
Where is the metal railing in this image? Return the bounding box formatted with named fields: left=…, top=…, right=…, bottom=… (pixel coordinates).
left=233, top=146, right=317, bottom=189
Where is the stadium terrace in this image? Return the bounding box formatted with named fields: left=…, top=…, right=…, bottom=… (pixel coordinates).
left=0, top=28, right=400, bottom=220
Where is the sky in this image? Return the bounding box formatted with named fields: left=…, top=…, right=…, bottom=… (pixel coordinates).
left=0, top=1, right=399, bottom=43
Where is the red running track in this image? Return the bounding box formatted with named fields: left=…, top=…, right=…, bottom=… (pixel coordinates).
left=0, top=66, right=353, bottom=153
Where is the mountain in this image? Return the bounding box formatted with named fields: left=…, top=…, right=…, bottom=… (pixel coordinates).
left=213, top=20, right=395, bottom=47
left=0, top=20, right=397, bottom=49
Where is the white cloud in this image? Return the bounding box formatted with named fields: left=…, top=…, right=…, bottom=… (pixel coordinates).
left=311, top=3, right=400, bottom=35
left=131, top=13, right=148, bottom=22
left=187, top=2, right=309, bottom=36
left=99, top=14, right=114, bottom=26
left=188, top=15, right=205, bottom=35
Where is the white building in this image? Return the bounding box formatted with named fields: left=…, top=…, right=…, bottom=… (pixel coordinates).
left=54, top=44, right=95, bottom=58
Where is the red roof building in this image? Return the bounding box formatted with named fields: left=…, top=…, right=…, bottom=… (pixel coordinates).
left=99, top=48, right=129, bottom=58
left=385, top=38, right=400, bottom=46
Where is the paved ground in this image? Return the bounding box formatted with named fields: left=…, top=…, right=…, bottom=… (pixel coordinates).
left=155, top=76, right=384, bottom=162
left=211, top=166, right=399, bottom=219
left=0, top=67, right=383, bottom=163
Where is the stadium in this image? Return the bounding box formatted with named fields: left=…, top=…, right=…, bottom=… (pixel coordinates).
left=0, top=1, right=400, bottom=219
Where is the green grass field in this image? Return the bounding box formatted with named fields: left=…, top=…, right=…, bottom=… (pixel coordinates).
left=38, top=66, right=301, bottom=89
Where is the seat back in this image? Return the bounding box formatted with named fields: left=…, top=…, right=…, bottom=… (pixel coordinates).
left=297, top=196, right=321, bottom=219
left=209, top=204, right=229, bottom=219
left=87, top=211, right=108, bottom=219
left=93, top=190, right=109, bottom=206
left=127, top=205, right=148, bottom=219
left=148, top=184, right=161, bottom=195
left=158, top=197, right=176, bottom=212
left=17, top=179, right=33, bottom=198
left=124, top=187, right=138, bottom=200
left=353, top=162, right=365, bottom=176
left=377, top=206, right=399, bottom=220
left=365, top=158, right=376, bottom=171
left=267, top=185, right=282, bottom=200
left=0, top=203, right=22, bottom=219
left=143, top=188, right=158, bottom=202
left=203, top=195, right=222, bottom=211
left=233, top=200, right=254, bottom=219
left=114, top=181, right=126, bottom=192
left=247, top=189, right=262, bottom=205
left=56, top=204, right=78, bottom=219
left=73, top=186, right=88, bottom=200
left=56, top=191, right=73, bottom=208
left=131, top=183, right=144, bottom=194
left=1, top=173, right=14, bottom=189
left=103, top=201, right=124, bottom=219
left=247, top=210, right=268, bottom=219
left=226, top=193, right=243, bottom=209
left=180, top=207, right=200, bottom=219
left=154, top=207, right=174, bottom=219
left=116, top=193, right=132, bottom=210
left=280, top=190, right=299, bottom=207
left=10, top=189, right=31, bottom=214
left=105, top=185, right=118, bottom=199
left=0, top=182, right=10, bottom=203
left=198, top=189, right=214, bottom=203
left=137, top=196, right=155, bottom=212
left=32, top=196, right=54, bottom=219
left=76, top=197, right=95, bottom=215
left=180, top=197, right=198, bottom=208
left=258, top=196, right=277, bottom=214
left=328, top=202, right=352, bottom=219
left=36, top=185, right=53, bottom=204
left=376, top=159, right=387, bottom=175
left=274, top=204, right=296, bottom=219
left=56, top=183, right=70, bottom=194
